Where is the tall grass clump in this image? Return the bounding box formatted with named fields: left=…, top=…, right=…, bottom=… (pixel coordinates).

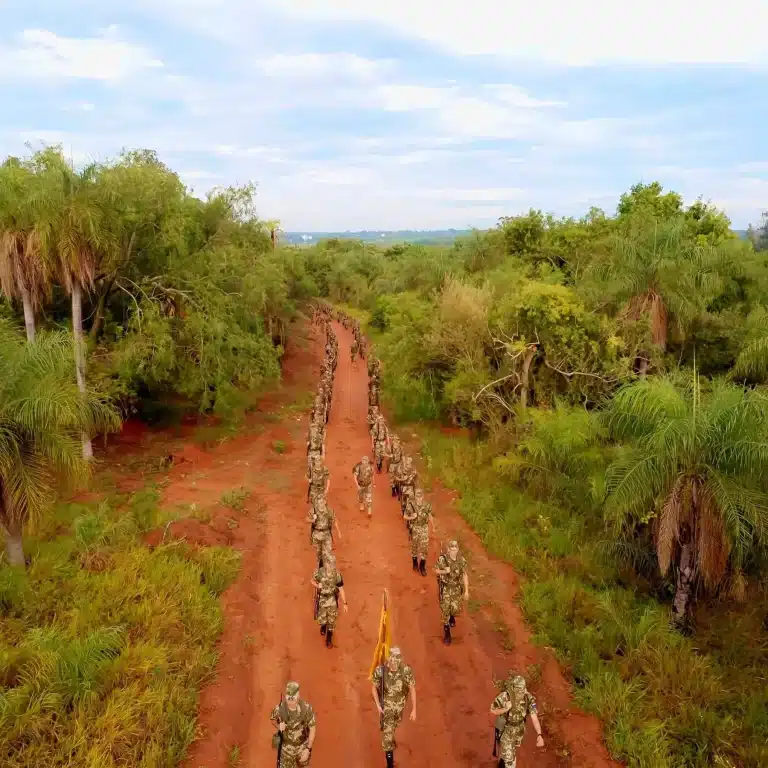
left=0, top=493, right=240, bottom=767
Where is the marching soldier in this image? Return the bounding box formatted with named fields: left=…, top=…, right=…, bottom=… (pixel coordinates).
left=387, top=434, right=403, bottom=497
left=308, top=495, right=341, bottom=568
left=404, top=487, right=435, bottom=576
left=307, top=455, right=330, bottom=505
left=490, top=672, right=545, bottom=768
left=270, top=681, right=316, bottom=767
left=311, top=553, right=347, bottom=648
left=434, top=540, right=469, bottom=645
left=371, top=647, right=417, bottom=768
left=397, top=456, right=418, bottom=516
left=372, top=413, right=389, bottom=472
left=353, top=455, right=375, bottom=517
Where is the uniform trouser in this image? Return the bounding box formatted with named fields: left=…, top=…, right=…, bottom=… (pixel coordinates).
left=317, top=596, right=339, bottom=630
left=439, top=584, right=463, bottom=624
left=374, top=441, right=386, bottom=464
left=498, top=725, right=525, bottom=765
left=278, top=743, right=311, bottom=767
left=357, top=485, right=372, bottom=508
left=311, top=529, right=333, bottom=564
left=381, top=706, right=404, bottom=751
left=410, top=524, right=429, bottom=559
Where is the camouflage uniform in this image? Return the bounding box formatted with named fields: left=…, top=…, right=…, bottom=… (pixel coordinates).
left=313, top=563, right=344, bottom=630
left=308, top=461, right=329, bottom=505
left=371, top=652, right=415, bottom=753
left=406, top=494, right=432, bottom=560
left=270, top=685, right=315, bottom=768
left=367, top=406, right=379, bottom=438
left=353, top=458, right=374, bottom=510
left=309, top=498, right=335, bottom=566
left=368, top=383, right=379, bottom=407
left=372, top=416, right=389, bottom=468
left=492, top=676, right=538, bottom=768
left=307, top=423, right=324, bottom=474
left=436, top=550, right=467, bottom=624
left=387, top=435, right=403, bottom=488
left=350, top=340, right=359, bottom=362
left=397, top=459, right=417, bottom=515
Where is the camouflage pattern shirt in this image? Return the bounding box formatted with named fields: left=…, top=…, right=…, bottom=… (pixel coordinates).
left=270, top=700, right=316, bottom=749
left=406, top=499, right=432, bottom=527
left=437, top=553, right=467, bottom=587
left=313, top=566, right=344, bottom=602
left=310, top=466, right=329, bottom=492
left=354, top=461, right=374, bottom=488
left=492, top=688, right=537, bottom=736
left=310, top=503, right=335, bottom=532
left=371, top=663, right=415, bottom=713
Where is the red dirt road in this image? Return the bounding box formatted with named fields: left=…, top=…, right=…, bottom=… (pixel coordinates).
left=145, top=321, right=622, bottom=768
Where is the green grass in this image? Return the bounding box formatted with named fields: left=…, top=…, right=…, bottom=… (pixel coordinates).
left=272, top=440, right=286, bottom=454
left=220, top=487, right=250, bottom=512
left=0, top=491, right=241, bottom=768
left=418, top=429, right=768, bottom=768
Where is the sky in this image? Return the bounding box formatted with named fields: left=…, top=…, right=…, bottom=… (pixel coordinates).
left=1, top=0, right=768, bottom=231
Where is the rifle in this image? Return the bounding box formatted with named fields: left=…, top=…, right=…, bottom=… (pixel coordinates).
left=275, top=695, right=284, bottom=767
left=313, top=585, right=320, bottom=620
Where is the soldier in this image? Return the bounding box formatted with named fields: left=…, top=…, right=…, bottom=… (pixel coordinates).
left=387, top=435, right=403, bottom=496
left=308, top=495, right=341, bottom=568
left=397, top=456, right=418, bottom=516
left=490, top=673, right=545, bottom=768
left=367, top=404, right=380, bottom=443
left=372, top=414, right=389, bottom=472
left=371, top=646, right=417, bottom=768
left=270, top=681, right=316, bottom=767
left=353, top=455, right=375, bottom=517
left=404, top=488, right=435, bottom=576
left=350, top=338, right=359, bottom=364
left=434, top=540, right=469, bottom=645
left=307, top=455, right=330, bottom=505
left=311, top=553, right=347, bottom=648
left=306, top=421, right=325, bottom=479
left=368, top=381, right=380, bottom=408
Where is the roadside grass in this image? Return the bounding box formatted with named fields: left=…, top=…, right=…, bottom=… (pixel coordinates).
left=0, top=489, right=240, bottom=768
left=417, top=429, right=768, bottom=768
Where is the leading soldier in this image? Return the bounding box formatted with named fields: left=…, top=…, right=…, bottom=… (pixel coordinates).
left=270, top=681, right=316, bottom=767
left=490, top=672, right=545, bottom=768
left=371, top=647, right=416, bottom=768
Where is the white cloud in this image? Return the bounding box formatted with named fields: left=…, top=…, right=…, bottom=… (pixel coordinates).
left=0, top=28, right=164, bottom=81
left=255, top=52, right=388, bottom=79
left=304, top=166, right=373, bottom=185
left=270, top=0, right=768, bottom=65
left=418, top=187, right=526, bottom=202
left=180, top=169, right=222, bottom=180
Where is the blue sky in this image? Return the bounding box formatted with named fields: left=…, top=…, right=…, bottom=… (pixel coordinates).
left=1, top=0, right=767, bottom=231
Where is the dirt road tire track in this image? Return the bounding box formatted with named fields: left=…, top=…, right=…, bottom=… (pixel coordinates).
left=162, top=320, right=621, bottom=767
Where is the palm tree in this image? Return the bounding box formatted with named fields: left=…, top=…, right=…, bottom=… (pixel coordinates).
left=0, top=319, right=120, bottom=567
left=585, top=219, right=726, bottom=375
left=603, top=372, right=768, bottom=628
left=0, top=159, right=51, bottom=342
left=33, top=150, right=113, bottom=459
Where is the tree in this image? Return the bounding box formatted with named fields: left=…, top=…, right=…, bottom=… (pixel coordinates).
left=603, top=374, right=768, bottom=628
left=616, top=181, right=683, bottom=221
left=0, top=320, right=119, bottom=566
left=584, top=219, right=727, bottom=374
left=33, top=150, right=113, bottom=459
left=0, top=159, right=51, bottom=342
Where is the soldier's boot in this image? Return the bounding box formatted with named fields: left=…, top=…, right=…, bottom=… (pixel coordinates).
left=320, top=624, right=327, bottom=635
left=326, top=629, right=333, bottom=648
left=412, top=557, right=419, bottom=572
left=385, top=751, right=394, bottom=768
left=449, top=615, right=456, bottom=627
left=497, top=761, right=505, bottom=768
left=391, top=485, right=397, bottom=498
left=443, top=624, right=452, bottom=645
left=419, top=559, right=427, bottom=577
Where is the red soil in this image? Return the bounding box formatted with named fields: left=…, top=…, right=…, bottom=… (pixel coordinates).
left=127, top=322, right=619, bottom=768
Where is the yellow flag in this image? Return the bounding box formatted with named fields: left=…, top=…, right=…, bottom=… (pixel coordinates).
left=369, top=589, right=391, bottom=679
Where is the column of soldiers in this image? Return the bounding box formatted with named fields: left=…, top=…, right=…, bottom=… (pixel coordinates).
left=272, top=301, right=544, bottom=768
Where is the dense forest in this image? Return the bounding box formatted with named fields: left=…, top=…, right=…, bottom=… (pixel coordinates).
left=2, top=146, right=768, bottom=767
